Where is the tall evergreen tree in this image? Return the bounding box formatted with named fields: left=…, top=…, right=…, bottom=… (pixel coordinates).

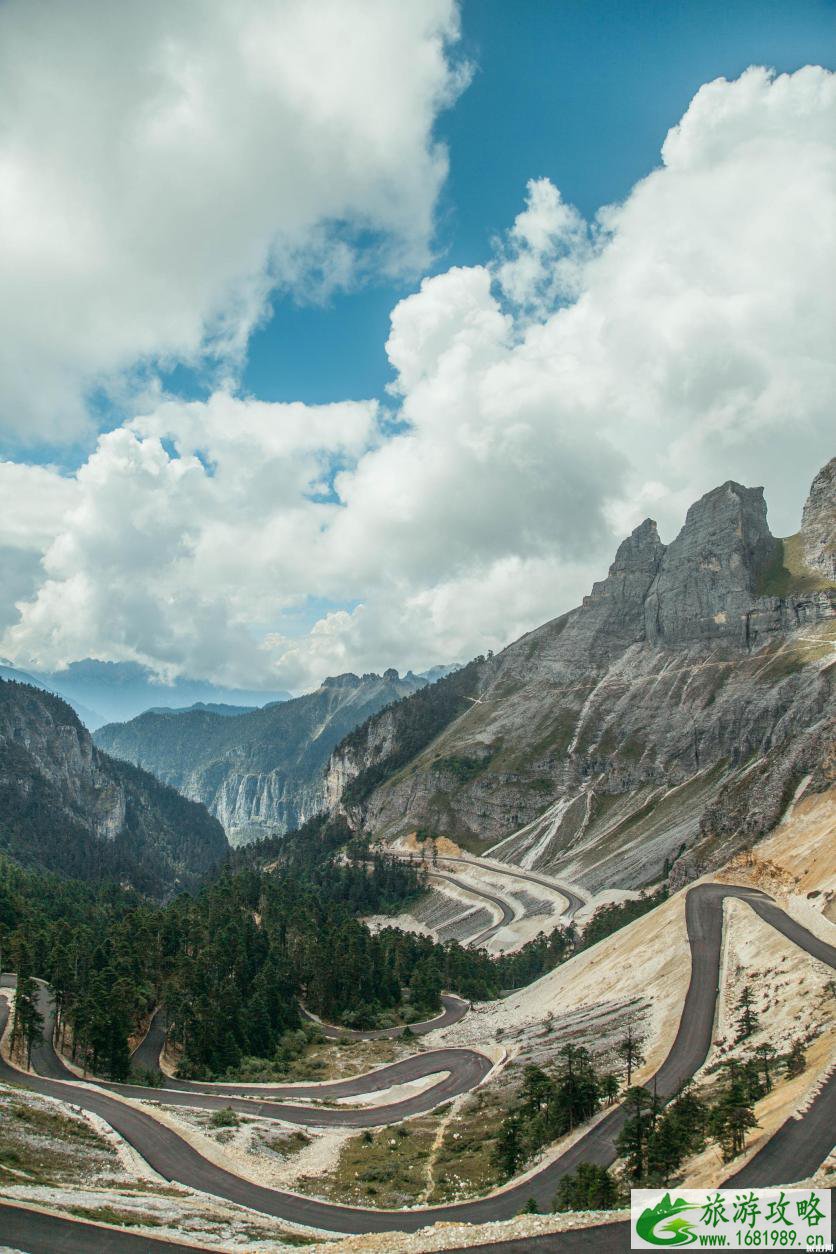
left=617, top=1019, right=645, bottom=1086
left=709, top=1062, right=759, bottom=1161
left=734, top=986, right=758, bottom=1042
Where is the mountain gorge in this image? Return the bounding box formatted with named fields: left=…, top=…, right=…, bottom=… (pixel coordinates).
left=326, top=461, right=835, bottom=891
left=0, top=679, right=228, bottom=895
left=94, top=669, right=431, bottom=845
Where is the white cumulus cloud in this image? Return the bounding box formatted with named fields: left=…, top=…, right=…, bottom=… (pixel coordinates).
left=0, top=0, right=465, bottom=441
left=3, top=66, right=834, bottom=691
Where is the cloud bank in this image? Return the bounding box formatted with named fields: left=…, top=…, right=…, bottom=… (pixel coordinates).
left=0, top=0, right=465, bottom=441
left=3, top=65, right=835, bottom=691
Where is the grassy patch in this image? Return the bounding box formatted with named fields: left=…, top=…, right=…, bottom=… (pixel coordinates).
left=212, top=1030, right=400, bottom=1085
left=297, top=1116, right=438, bottom=1206
left=262, top=1129, right=311, bottom=1157
left=756, top=534, right=835, bottom=597
left=619, top=733, right=647, bottom=763
left=516, top=704, right=586, bottom=763
left=427, top=1088, right=506, bottom=1203
left=208, top=1106, right=240, bottom=1128
left=0, top=1093, right=117, bottom=1186
left=754, top=641, right=831, bottom=682
left=432, top=753, right=494, bottom=783
left=107, top=1182, right=186, bottom=1197
left=67, top=1205, right=162, bottom=1228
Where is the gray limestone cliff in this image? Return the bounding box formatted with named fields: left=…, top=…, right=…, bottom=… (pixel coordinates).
left=95, top=670, right=428, bottom=846
left=802, top=457, right=836, bottom=582
left=326, top=462, right=835, bottom=892
left=0, top=679, right=227, bottom=894
left=643, top=482, right=775, bottom=645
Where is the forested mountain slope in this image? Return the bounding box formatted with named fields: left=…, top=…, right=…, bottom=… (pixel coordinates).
left=95, top=670, right=429, bottom=845
left=0, top=679, right=228, bottom=895
left=327, top=461, right=835, bottom=891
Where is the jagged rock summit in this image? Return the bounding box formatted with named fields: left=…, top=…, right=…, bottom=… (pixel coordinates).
left=327, top=461, right=834, bottom=892
left=643, top=480, right=777, bottom=645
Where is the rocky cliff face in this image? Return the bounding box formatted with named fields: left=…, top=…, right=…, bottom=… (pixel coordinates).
left=0, top=679, right=228, bottom=894
left=802, top=457, right=836, bottom=582
left=95, top=670, right=428, bottom=846
left=326, top=464, right=835, bottom=892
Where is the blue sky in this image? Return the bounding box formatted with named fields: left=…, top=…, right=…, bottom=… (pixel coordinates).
left=239, top=0, right=834, bottom=410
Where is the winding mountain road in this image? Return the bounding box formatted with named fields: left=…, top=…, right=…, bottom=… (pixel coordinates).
left=299, top=991, right=470, bottom=1040
left=0, top=993, right=492, bottom=1129
left=427, top=869, right=517, bottom=944
left=131, top=990, right=469, bottom=1071
left=1, top=883, right=833, bottom=1245
left=437, top=854, right=587, bottom=918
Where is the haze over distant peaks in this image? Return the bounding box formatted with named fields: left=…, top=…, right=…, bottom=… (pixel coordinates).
left=0, top=658, right=290, bottom=729
left=94, top=667, right=436, bottom=845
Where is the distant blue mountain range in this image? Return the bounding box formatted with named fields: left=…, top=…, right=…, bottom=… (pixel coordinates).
left=0, top=658, right=290, bottom=729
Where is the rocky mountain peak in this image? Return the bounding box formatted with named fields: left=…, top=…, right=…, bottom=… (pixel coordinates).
left=609, top=517, right=666, bottom=575
left=321, top=672, right=363, bottom=689
left=643, top=479, right=776, bottom=645
left=801, top=456, right=835, bottom=581
left=326, top=462, right=834, bottom=892
left=573, top=517, right=666, bottom=652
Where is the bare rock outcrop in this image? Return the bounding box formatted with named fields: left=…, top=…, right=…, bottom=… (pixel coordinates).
left=801, top=456, right=836, bottom=581
left=643, top=481, right=776, bottom=645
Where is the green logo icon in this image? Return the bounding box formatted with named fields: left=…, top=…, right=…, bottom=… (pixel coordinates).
left=636, top=1193, right=699, bottom=1246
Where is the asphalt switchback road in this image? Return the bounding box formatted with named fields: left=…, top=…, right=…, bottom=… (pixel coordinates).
left=427, top=869, right=517, bottom=944
left=437, top=854, right=587, bottom=918
left=299, top=990, right=470, bottom=1040
left=133, top=990, right=470, bottom=1071
left=1, top=883, right=833, bottom=1244
left=0, top=990, right=493, bottom=1129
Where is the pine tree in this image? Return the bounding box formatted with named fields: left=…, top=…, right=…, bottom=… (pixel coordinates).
left=493, top=1113, right=524, bottom=1177
left=601, top=1072, right=619, bottom=1105
left=554, top=1044, right=600, bottom=1133
left=11, top=970, right=43, bottom=1068
left=734, top=986, right=758, bottom=1042
left=783, top=1040, right=806, bottom=1078
left=709, top=1062, right=759, bottom=1161
left=554, top=1163, right=619, bottom=1211
left=409, top=957, right=442, bottom=1014
left=519, top=1064, right=554, bottom=1117
left=753, top=1043, right=776, bottom=1092
left=616, top=1086, right=654, bottom=1180
left=617, top=1019, right=645, bottom=1086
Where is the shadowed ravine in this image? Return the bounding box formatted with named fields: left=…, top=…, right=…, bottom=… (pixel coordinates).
left=1, top=882, right=834, bottom=1249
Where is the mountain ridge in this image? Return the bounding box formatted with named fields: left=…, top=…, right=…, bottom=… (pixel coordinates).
left=325, top=461, right=835, bottom=891
left=0, top=659, right=291, bottom=729
left=0, top=678, right=228, bottom=895
left=94, top=669, right=433, bottom=845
